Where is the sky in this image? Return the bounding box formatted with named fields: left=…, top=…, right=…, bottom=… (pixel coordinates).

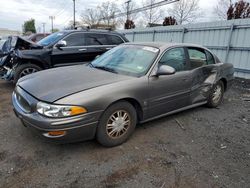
left=0, top=0, right=220, bottom=32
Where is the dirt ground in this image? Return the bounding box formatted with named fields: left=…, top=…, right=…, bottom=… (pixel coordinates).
left=0, top=78, right=249, bottom=188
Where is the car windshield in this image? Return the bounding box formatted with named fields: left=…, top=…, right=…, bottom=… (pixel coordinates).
left=37, top=32, right=65, bottom=46
left=91, top=45, right=159, bottom=77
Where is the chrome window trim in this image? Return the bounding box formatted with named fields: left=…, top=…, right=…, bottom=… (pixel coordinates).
left=53, top=32, right=125, bottom=48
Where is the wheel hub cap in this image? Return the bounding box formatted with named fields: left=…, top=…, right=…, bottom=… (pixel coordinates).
left=106, top=110, right=130, bottom=139
left=212, top=85, right=222, bottom=103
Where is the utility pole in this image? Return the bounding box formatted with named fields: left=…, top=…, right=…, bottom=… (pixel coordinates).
left=125, top=0, right=131, bottom=21
left=73, top=0, right=76, bottom=29
left=49, top=16, right=55, bottom=32
left=42, top=23, right=46, bottom=34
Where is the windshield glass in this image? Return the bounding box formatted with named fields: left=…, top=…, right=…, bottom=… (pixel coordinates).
left=91, top=45, right=159, bottom=77
left=37, top=32, right=65, bottom=46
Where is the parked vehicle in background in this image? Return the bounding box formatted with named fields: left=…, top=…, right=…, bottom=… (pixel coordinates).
left=26, top=33, right=50, bottom=43
left=12, top=42, right=234, bottom=147
left=0, top=29, right=129, bottom=83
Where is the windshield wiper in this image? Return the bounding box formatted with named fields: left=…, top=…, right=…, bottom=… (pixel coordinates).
left=88, top=62, right=94, bottom=68
left=94, top=66, right=117, bottom=74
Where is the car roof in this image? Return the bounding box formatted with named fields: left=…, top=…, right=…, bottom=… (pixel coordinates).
left=124, top=42, right=208, bottom=51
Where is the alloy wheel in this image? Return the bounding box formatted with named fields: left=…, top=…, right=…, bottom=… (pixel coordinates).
left=20, top=68, right=38, bottom=78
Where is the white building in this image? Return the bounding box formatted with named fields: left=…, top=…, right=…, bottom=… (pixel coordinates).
left=0, top=28, right=21, bottom=39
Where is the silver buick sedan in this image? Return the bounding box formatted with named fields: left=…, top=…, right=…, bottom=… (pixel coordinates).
left=12, top=42, right=234, bottom=147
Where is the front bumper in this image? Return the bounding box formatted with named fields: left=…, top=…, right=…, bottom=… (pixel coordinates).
left=12, top=87, right=102, bottom=143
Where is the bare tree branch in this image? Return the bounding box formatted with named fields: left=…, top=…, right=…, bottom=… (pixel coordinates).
left=81, top=8, right=101, bottom=26
left=213, top=0, right=234, bottom=20
left=168, top=0, right=202, bottom=24
left=141, top=0, right=165, bottom=25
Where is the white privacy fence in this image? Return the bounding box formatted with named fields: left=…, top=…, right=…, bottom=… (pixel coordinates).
left=119, top=18, right=250, bottom=79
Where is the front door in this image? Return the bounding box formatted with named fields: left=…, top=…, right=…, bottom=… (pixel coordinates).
left=51, top=32, right=90, bottom=67
left=147, top=47, right=192, bottom=118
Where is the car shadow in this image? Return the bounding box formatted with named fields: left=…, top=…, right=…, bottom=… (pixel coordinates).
left=0, top=80, right=15, bottom=90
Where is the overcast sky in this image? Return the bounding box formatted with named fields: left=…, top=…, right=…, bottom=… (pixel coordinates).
left=0, top=0, right=220, bottom=32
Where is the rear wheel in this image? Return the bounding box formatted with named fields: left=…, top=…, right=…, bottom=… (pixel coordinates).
left=96, top=102, right=137, bottom=147
left=13, top=63, right=42, bottom=83
left=207, top=80, right=224, bottom=108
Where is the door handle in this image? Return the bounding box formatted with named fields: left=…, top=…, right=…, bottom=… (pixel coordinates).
left=78, top=48, right=87, bottom=51
left=105, top=47, right=112, bottom=50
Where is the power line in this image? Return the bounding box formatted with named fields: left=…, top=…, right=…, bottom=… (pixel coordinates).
left=102, top=0, right=180, bottom=20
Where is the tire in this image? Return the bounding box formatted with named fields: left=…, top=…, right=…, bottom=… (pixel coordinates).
left=13, top=63, right=42, bottom=84
left=96, top=101, right=137, bottom=147
left=207, top=80, right=225, bottom=108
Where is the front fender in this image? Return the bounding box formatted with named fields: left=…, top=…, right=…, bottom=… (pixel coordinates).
left=16, top=49, right=51, bottom=68
left=55, top=77, right=149, bottom=118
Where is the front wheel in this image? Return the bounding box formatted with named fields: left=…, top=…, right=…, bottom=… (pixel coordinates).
left=96, top=102, right=137, bottom=147
left=13, top=63, right=42, bottom=83
left=207, top=80, right=225, bottom=108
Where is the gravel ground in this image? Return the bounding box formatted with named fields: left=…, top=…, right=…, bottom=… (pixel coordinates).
left=0, top=78, right=249, bottom=188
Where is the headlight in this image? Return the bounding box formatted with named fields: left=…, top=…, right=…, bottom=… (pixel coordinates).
left=37, top=102, right=87, bottom=118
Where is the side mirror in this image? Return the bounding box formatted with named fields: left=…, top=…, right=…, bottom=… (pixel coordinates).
left=156, top=65, right=176, bottom=76
left=55, top=40, right=67, bottom=48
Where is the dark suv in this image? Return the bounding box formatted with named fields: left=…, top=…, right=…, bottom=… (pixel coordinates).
left=0, top=29, right=128, bottom=83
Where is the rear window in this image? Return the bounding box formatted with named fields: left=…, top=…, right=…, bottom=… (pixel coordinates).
left=107, top=35, right=124, bottom=45
left=85, top=33, right=109, bottom=45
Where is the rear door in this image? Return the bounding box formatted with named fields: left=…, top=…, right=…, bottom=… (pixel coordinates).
left=84, top=33, right=110, bottom=60
left=147, top=47, right=192, bottom=118
left=51, top=32, right=88, bottom=67
left=84, top=33, right=125, bottom=60
left=187, top=47, right=219, bottom=104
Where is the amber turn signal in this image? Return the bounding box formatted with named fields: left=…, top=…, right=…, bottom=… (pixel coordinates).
left=70, top=106, right=87, bottom=116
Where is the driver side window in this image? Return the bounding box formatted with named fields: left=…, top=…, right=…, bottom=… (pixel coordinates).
left=159, top=48, right=187, bottom=72
left=63, top=33, right=85, bottom=47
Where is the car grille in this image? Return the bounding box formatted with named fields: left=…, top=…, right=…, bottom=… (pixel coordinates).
left=15, top=91, right=31, bottom=113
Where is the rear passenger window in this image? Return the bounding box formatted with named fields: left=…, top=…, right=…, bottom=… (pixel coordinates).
left=107, top=35, right=124, bottom=45
left=85, top=33, right=109, bottom=46
left=206, top=51, right=215, bottom=65
left=188, top=48, right=207, bottom=69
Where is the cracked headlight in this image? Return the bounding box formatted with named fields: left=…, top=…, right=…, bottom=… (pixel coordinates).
left=37, top=102, right=87, bottom=118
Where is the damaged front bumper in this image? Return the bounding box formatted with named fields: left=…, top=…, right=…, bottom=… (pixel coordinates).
left=0, top=54, right=17, bottom=81
left=0, top=66, right=14, bottom=81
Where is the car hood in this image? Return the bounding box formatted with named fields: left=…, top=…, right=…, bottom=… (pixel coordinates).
left=17, top=65, right=132, bottom=102
left=1, top=36, right=43, bottom=54
left=14, top=36, right=43, bottom=50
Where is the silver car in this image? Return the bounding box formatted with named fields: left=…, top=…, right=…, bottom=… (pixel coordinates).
left=12, top=42, right=234, bottom=147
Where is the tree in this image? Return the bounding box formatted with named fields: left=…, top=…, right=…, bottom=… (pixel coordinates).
left=81, top=8, right=101, bottom=27
left=98, top=1, right=120, bottom=27
left=227, top=0, right=250, bottom=20
left=120, top=1, right=138, bottom=28
left=52, top=28, right=60, bottom=33
left=23, top=19, right=36, bottom=34
left=214, top=0, right=233, bottom=20
left=163, top=16, right=177, bottom=26
left=64, top=20, right=82, bottom=30
left=141, top=0, right=164, bottom=25
left=124, top=20, right=136, bottom=29
left=168, top=0, right=202, bottom=24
